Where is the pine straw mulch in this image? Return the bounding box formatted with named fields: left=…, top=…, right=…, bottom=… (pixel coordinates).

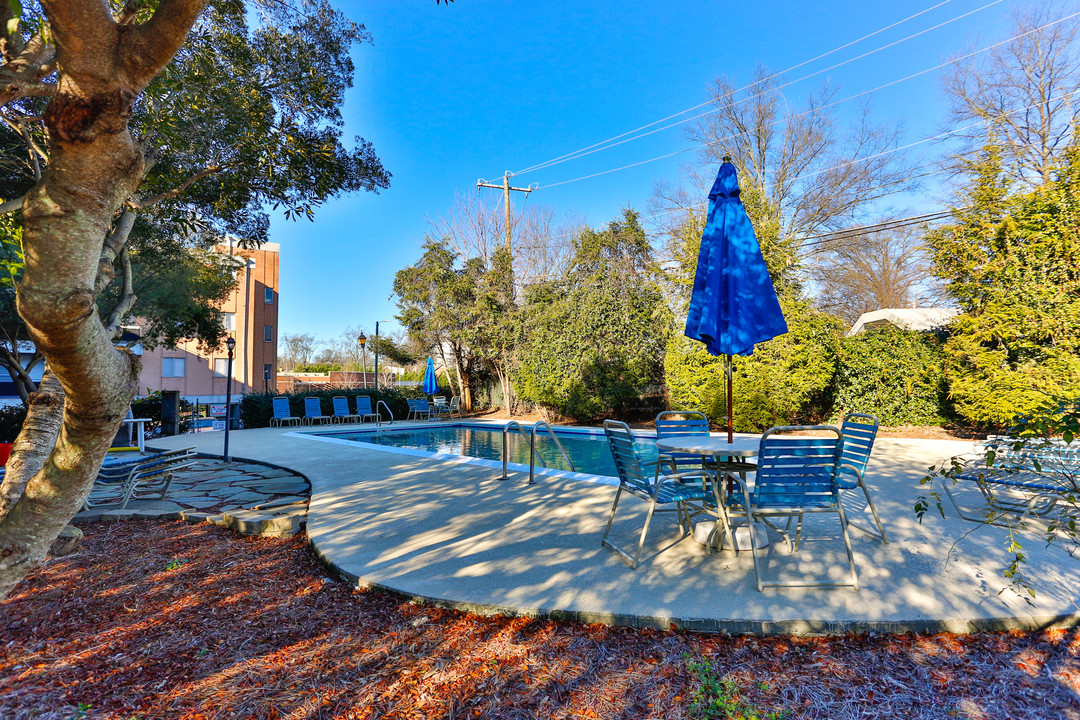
left=2, top=521, right=1078, bottom=720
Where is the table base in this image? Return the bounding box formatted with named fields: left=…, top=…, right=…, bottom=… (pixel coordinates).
left=693, top=520, right=770, bottom=551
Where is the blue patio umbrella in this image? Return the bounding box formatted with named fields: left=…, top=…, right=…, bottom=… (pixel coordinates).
left=422, top=357, right=440, bottom=395
left=684, top=157, right=788, bottom=441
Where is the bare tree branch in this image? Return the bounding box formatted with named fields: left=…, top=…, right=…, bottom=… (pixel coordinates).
left=942, top=2, right=1080, bottom=190
left=125, top=163, right=227, bottom=210
left=104, top=248, right=137, bottom=334
left=122, top=0, right=212, bottom=90
left=0, top=195, right=25, bottom=214
left=0, top=33, right=57, bottom=108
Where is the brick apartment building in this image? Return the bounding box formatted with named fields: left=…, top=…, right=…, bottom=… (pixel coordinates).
left=137, top=240, right=279, bottom=403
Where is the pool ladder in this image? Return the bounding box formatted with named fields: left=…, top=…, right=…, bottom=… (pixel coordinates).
left=499, top=420, right=576, bottom=484
left=376, top=400, right=393, bottom=426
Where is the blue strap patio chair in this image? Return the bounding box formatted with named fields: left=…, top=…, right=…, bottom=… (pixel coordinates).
left=270, top=397, right=300, bottom=428
left=414, top=397, right=432, bottom=421
left=302, top=397, right=331, bottom=425
left=655, top=410, right=758, bottom=478
left=354, top=395, right=380, bottom=423
left=601, top=420, right=718, bottom=569
left=655, top=410, right=713, bottom=472
left=725, top=425, right=858, bottom=592
left=837, top=413, right=887, bottom=543
left=431, top=395, right=452, bottom=420
left=331, top=396, right=360, bottom=424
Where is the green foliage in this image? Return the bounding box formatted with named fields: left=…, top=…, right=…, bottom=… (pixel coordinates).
left=0, top=215, right=22, bottom=289
left=513, top=210, right=671, bottom=421
left=927, top=140, right=1080, bottom=427
left=138, top=0, right=390, bottom=244
left=130, top=391, right=192, bottom=437
left=293, top=363, right=342, bottom=373
left=0, top=403, right=26, bottom=443
left=393, top=239, right=482, bottom=401
left=666, top=297, right=843, bottom=431
left=686, top=657, right=786, bottom=720
left=239, top=388, right=418, bottom=428
left=106, top=239, right=242, bottom=352
left=832, top=326, right=951, bottom=426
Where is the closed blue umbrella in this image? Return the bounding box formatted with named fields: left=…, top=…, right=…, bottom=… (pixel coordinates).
left=684, top=158, right=787, bottom=441
left=422, top=357, right=440, bottom=395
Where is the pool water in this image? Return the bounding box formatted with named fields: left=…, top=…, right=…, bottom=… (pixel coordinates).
left=323, top=425, right=659, bottom=478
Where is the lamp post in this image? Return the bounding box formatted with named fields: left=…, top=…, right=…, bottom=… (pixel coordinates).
left=357, top=332, right=367, bottom=389
left=374, top=321, right=380, bottom=392
left=263, top=365, right=270, bottom=393
left=224, top=336, right=235, bottom=463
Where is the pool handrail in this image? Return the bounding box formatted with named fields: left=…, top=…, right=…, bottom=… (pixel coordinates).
left=376, top=399, right=393, bottom=426
left=500, top=420, right=548, bottom=481
left=530, top=421, right=576, bottom=485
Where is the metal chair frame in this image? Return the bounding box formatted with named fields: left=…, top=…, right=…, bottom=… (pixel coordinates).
left=727, top=425, right=859, bottom=592
left=601, top=420, right=719, bottom=569
left=838, top=413, right=887, bottom=543
left=331, top=395, right=360, bottom=424
left=269, top=397, right=300, bottom=428
left=302, top=397, right=331, bottom=426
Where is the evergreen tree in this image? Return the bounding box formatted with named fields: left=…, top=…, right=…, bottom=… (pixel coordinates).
left=927, top=139, right=1080, bottom=426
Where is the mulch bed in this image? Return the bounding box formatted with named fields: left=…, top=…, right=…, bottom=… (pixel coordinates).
left=2, top=521, right=1077, bottom=719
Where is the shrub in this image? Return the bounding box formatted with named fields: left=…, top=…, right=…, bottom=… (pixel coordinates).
left=665, top=297, right=843, bottom=431
left=0, top=403, right=26, bottom=443
left=832, top=326, right=951, bottom=426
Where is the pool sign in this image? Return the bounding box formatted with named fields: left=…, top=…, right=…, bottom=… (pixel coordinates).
left=212, top=420, right=226, bottom=431
left=210, top=404, right=227, bottom=417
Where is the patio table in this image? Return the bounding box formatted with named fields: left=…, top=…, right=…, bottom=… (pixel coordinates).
left=654, top=435, right=767, bottom=550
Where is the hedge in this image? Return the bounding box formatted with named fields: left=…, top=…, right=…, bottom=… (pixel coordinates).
left=831, top=326, right=951, bottom=426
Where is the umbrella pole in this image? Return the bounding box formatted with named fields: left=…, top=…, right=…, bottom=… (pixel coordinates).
left=725, top=354, right=733, bottom=443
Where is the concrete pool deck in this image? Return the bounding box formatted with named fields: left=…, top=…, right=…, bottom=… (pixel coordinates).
left=148, top=421, right=1080, bottom=635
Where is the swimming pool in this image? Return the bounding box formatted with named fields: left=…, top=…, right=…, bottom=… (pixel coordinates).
left=306, top=423, right=660, bottom=483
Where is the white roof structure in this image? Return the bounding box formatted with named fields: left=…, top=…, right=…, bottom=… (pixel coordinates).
left=847, top=307, right=960, bottom=337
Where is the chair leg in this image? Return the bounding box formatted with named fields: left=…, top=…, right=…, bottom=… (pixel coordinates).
left=858, top=481, right=888, bottom=544
left=600, top=487, right=624, bottom=552
left=633, top=500, right=659, bottom=570
left=835, top=503, right=860, bottom=591
left=747, top=509, right=766, bottom=592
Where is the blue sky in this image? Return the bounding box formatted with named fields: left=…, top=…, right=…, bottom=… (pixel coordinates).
left=268, top=0, right=1017, bottom=342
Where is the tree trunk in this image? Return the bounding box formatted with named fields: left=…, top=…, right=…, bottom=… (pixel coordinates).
left=0, top=0, right=209, bottom=601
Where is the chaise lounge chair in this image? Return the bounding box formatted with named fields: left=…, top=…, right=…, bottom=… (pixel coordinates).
left=355, top=395, right=380, bottom=424
left=302, top=397, right=331, bottom=425
left=331, top=396, right=360, bottom=424
left=84, top=447, right=199, bottom=510
left=270, top=396, right=300, bottom=427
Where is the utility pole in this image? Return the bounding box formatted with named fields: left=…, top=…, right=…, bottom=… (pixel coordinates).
left=477, top=172, right=535, bottom=251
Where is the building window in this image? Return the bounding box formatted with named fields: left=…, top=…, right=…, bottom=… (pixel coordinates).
left=213, top=358, right=229, bottom=377
left=264, top=287, right=274, bottom=304
left=221, top=312, right=236, bottom=331
left=264, top=325, right=273, bottom=342
left=162, top=357, right=185, bottom=378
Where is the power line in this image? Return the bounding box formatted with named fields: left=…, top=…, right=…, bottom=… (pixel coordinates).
left=537, top=11, right=1079, bottom=191
left=510, top=86, right=1069, bottom=256
left=511, top=0, right=1002, bottom=178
